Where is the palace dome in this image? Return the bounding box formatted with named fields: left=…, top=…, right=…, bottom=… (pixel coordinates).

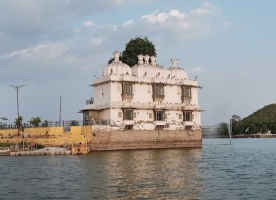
left=103, top=51, right=132, bottom=76
left=169, top=59, right=188, bottom=80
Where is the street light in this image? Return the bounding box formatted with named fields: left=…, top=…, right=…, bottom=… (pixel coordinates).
left=8, top=85, right=25, bottom=134
left=59, top=96, right=62, bottom=126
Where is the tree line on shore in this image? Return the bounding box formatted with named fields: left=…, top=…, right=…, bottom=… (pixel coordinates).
left=0, top=116, right=48, bottom=128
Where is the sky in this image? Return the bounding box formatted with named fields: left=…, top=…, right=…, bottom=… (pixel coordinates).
left=0, top=0, right=276, bottom=125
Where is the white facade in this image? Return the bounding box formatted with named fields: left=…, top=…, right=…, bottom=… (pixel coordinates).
left=81, top=51, right=202, bottom=131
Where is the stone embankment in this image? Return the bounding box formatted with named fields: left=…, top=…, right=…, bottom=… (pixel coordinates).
left=233, top=134, right=276, bottom=138
left=10, top=147, right=71, bottom=156
left=90, top=129, right=202, bottom=151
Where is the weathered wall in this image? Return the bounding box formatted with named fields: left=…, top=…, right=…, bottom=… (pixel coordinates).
left=93, top=82, right=111, bottom=105
left=90, top=129, right=202, bottom=151
left=0, top=127, right=64, bottom=137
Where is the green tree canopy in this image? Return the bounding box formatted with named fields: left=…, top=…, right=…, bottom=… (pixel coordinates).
left=29, top=117, right=41, bottom=127
left=231, top=104, right=276, bottom=135
left=108, top=37, right=157, bottom=67
left=218, top=122, right=229, bottom=136
left=14, top=116, right=23, bottom=127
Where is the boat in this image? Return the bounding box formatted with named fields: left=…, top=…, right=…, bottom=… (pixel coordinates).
left=0, top=148, right=11, bottom=156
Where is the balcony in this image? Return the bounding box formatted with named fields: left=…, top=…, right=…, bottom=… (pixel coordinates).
left=152, top=94, right=165, bottom=102
left=121, top=93, right=134, bottom=101
left=181, top=96, right=192, bottom=105
left=154, top=121, right=166, bottom=126
left=124, top=120, right=134, bottom=125
left=183, top=121, right=193, bottom=126
left=86, top=97, right=94, bottom=105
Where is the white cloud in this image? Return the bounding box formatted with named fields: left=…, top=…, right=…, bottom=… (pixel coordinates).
left=138, top=3, right=217, bottom=43
left=90, top=37, right=102, bottom=45
left=122, top=20, right=133, bottom=27
left=191, top=2, right=216, bottom=16
left=0, top=44, right=69, bottom=60
left=141, top=9, right=187, bottom=24
left=0, top=45, right=44, bottom=59
left=83, top=21, right=94, bottom=27
left=73, top=28, right=80, bottom=33
left=188, top=66, right=203, bottom=73
left=107, top=24, right=117, bottom=31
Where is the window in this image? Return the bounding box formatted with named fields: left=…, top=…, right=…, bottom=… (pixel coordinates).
left=124, top=110, right=133, bottom=120
left=184, top=112, right=192, bottom=121
left=123, top=84, right=132, bottom=94
left=118, top=112, right=122, bottom=118
left=100, top=89, right=104, bottom=99
left=153, top=85, right=164, bottom=96
left=182, top=87, right=191, bottom=97
left=155, top=111, right=165, bottom=121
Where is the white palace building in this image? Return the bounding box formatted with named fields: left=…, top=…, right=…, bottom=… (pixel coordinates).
left=80, top=51, right=202, bottom=133
left=80, top=51, right=202, bottom=151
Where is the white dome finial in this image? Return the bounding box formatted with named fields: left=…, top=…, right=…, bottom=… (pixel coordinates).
left=113, top=51, right=120, bottom=62
left=150, top=56, right=156, bottom=66
left=144, top=55, right=150, bottom=65
left=171, top=59, right=178, bottom=68
left=137, top=55, right=143, bottom=64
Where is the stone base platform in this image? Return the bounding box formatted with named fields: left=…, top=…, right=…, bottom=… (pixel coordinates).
left=90, top=130, right=202, bottom=151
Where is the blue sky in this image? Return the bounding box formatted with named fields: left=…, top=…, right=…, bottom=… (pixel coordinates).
left=0, top=0, right=276, bottom=125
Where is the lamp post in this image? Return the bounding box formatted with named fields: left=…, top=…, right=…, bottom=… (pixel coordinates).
left=8, top=85, right=25, bottom=134
left=59, top=96, right=62, bottom=126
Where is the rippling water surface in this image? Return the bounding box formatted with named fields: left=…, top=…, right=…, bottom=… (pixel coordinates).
left=1, top=138, right=276, bottom=199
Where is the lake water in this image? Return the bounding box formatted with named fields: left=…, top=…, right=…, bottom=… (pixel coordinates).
left=1, top=138, right=276, bottom=200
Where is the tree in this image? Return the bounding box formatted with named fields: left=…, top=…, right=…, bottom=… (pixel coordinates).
left=108, top=37, right=157, bottom=67
left=41, top=120, right=49, bottom=127
left=70, top=120, right=79, bottom=126
left=232, top=115, right=242, bottom=122
left=0, top=117, right=8, bottom=129
left=217, top=122, right=229, bottom=136
left=29, top=117, right=41, bottom=127
left=14, top=116, right=23, bottom=128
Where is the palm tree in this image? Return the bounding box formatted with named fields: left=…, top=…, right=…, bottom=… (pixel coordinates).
left=0, top=117, right=8, bottom=129
left=29, top=117, right=41, bottom=127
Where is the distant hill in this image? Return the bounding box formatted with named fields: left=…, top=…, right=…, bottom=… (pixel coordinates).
left=232, top=104, right=276, bottom=134
left=242, top=104, right=276, bottom=123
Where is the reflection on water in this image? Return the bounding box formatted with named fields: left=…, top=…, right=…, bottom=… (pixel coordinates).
left=102, top=149, right=203, bottom=199
left=1, top=139, right=276, bottom=199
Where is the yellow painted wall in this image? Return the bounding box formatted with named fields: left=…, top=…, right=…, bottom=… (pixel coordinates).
left=0, top=127, right=64, bottom=137
left=70, top=126, right=82, bottom=135
left=24, top=127, right=64, bottom=136
left=0, top=129, right=18, bottom=137
left=70, top=126, right=92, bottom=140
left=81, top=126, right=92, bottom=141
left=0, top=125, right=92, bottom=146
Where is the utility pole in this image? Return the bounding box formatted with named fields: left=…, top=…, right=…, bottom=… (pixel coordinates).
left=229, top=119, right=232, bottom=145
left=8, top=85, right=25, bottom=134
left=59, top=96, right=62, bottom=126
